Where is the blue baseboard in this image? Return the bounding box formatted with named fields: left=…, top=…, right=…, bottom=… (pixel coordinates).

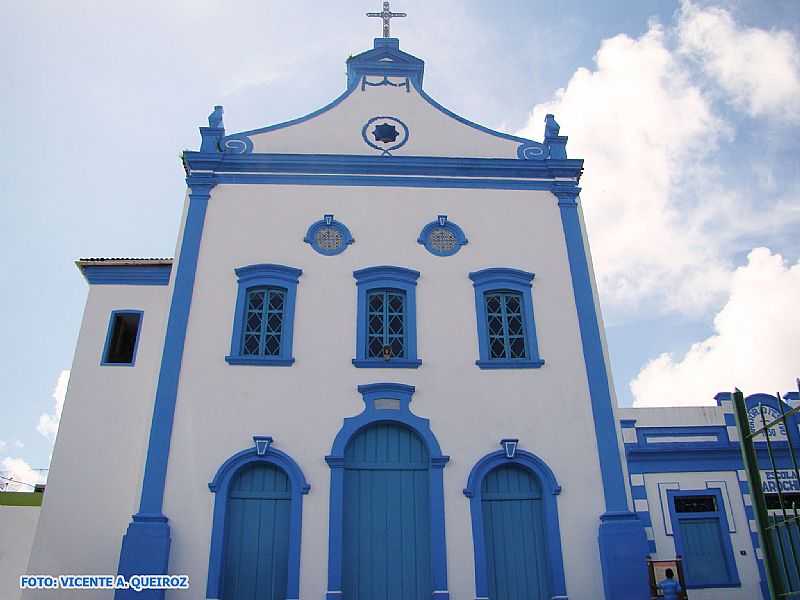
left=115, top=513, right=171, bottom=600
left=598, top=511, right=650, bottom=600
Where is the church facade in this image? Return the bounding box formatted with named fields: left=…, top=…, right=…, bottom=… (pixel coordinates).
left=21, top=34, right=698, bottom=600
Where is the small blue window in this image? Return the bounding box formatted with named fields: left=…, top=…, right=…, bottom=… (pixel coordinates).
left=668, top=489, right=740, bottom=588
left=226, top=264, right=302, bottom=366
left=417, top=215, right=468, bottom=257
left=353, top=266, right=421, bottom=368
left=469, top=268, right=544, bottom=369
left=101, top=310, right=143, bottom=366
left=304, top=214, right=354, bottom=256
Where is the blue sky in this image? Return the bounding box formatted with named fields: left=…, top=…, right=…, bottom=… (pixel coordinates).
left=1, top=0, right=798, bottom=487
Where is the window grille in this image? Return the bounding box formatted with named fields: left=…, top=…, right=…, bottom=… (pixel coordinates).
left=243, top=287, right=285, bottom=357
left=367, top=289, right=405, bottom=359
left=485, top=291, right=528, bottom=360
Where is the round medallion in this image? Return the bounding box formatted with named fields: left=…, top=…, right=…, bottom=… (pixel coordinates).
left=362, top=116, right=409, bottom=155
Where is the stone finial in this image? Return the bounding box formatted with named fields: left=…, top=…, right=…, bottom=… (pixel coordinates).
left=208, top=105, right=224, bottom=129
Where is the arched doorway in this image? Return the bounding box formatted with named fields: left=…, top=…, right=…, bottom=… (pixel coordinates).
left=481, top=464, right=549, bottom=600
left=221, top=462, right=291, bottom=600
left=343, top=422, right=431, bottom=600
left=325, top=383, right=450, bottom=600
left=206, top=440, right=309, bottom=600
left=464, top=448, right=567, bottom=600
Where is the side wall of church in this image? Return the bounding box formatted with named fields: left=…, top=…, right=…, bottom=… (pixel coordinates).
left=161, top=183, right=610, bottom=599
left=22, top=284, right=168, bottom=600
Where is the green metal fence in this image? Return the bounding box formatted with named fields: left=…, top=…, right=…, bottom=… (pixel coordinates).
left=733, top=388, right=800, bottom=598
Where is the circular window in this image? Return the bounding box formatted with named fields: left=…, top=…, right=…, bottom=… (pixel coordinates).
left=418, top=216, right=468, bottom=257
left=304, top=215, right=354, bottom=256
left=428, top=228, right=457, bottom=254
left=314, top=227, right=344, bottom=252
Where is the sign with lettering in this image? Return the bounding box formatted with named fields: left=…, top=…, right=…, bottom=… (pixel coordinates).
left=761, top=469, right=800, bottom=494
left=747, top=405, right=788, bottom=441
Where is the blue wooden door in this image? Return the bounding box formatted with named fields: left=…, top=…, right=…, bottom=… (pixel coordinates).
left=677, top=517, right=729, bottom=586
left=343, top=423, right=431, bottom=600
left=222, top=463, right=291, bottom=600
left=481, top=464, right=550, bottom=600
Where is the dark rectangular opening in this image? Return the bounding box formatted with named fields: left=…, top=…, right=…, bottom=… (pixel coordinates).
left=675, top=495, right=717, bottom=513
left=105, top=312, right=141, bottom=364
left=765, top=493, right=800, bottom=510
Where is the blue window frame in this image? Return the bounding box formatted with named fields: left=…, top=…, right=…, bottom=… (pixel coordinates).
left=353, top=266, right=421, bottom=368
left=101, top=310, right=143, bottom=366
left=226, top=264, right=302, bottom=366
left=668, top=489, right=740, bottom=589
left=469, top=268, right=544, bottom=369
left=417, top=215, right=468, bottom=257
left=303, top=214, right=354, bottom=256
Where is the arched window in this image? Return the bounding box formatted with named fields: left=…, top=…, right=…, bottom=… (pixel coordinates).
left=464, top=447, right=567, bottom=600
left=325, top=383, right=449, bottom=600
left=206, top=439, right=309, bottom=600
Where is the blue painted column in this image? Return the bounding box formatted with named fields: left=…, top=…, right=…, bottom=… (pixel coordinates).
left=324, top=458, right=345, bottom=600
left=430, top=458, right=450, bottom=600
left=554, top=183, right=650, bottom=599
left=115, top=174, right=215, bottom=600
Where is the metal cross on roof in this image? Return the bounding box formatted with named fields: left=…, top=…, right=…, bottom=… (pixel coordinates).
left=366, top=1, right=407, bottom=38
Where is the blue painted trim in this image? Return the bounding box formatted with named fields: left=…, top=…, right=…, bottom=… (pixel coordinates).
left=351, top=358, right=421, bottom=368
left=463, top=448, right=566, bottom=599
left=211, top=38, right=566, bottom=165
left=206, top=442, right=309, bottom=600
left=100, top=310, right=144, bottom=367
left=468, top=267, right=544, bottom=369
left=115, top=174, right=215, bottom=598
left=353, top=266, right=421, bottom=368
left=417, top=217, right=468, bottom=257
left=208, top=173, right=578, bottom=191
left=347, top=38, right=425, bottom=88
left=667, top=488, right=741, bottom=588
left=81, top=265, right=171, bottom=286
left=303, top=216, right=354, bottom=256
left=555, top=185, right=628, bottom=512
left=137, top=175, right=213, bottom=516
left=325, top=383, right=450, bottom=600
left=219, top=87, right=357, bottom=154
left=638, top=426, right=726, bottom=449
left=226, top=264, right=302, bottom=366
left=411, top=80, right=544, bottom=152
left=361, top=115, right=409, bottom=155
left=183, top=152, right=583, bottom=180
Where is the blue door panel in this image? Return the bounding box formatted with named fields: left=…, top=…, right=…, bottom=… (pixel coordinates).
left=679, top=518, right=728, bottom=586
left=343, top=423, right=432, bottom=600
left=482, top=464, right=549, bottom=600
left=222, top=463, right=291, bottom=600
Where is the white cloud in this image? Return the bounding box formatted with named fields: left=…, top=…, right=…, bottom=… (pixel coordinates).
left=517, top=23, right=733, bottom=315
left=631, top=248, right=800, bottom=407
left=1, top=456, right=46, bottom=492
left=37, top=370, right=69, bottom=443
left=678, top=0, right=800, bottom=121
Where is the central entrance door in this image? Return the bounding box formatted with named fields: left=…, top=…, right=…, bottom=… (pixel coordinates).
left=222, top=463, right=290, bottom=600
left=343, top=422, right=432, bottom=600
left=481, top=464, right=550, bottom=600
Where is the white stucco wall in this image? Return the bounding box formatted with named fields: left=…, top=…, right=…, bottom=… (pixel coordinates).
left=642, top=471, right=761, bottom=599
left=160, top=181, right=608, bottom=600
left=245, top=79, right=524, bottom=158
left=22, top=284, right=168, bottom=600
left=0, top=504, right=40, bottom=600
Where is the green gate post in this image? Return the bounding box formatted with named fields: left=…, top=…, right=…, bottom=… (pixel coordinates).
left=732, top=388, right=781, bottom=599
